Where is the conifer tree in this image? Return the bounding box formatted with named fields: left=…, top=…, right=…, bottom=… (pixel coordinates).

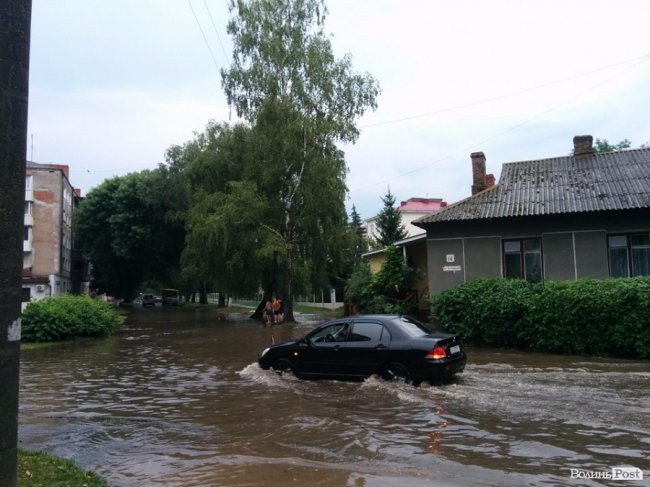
left=375, top=189, right=407, bottom=247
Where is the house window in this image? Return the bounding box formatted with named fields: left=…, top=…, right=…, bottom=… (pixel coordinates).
left=503, top=239, right=542, bottom=282
left=608, top=234, right=650, bottom=277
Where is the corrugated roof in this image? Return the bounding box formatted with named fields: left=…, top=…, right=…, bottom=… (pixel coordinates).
left=416, top=148, right=650, bottom=224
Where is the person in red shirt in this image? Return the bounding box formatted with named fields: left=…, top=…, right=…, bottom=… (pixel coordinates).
left=272, top=297, right=283, bottom=324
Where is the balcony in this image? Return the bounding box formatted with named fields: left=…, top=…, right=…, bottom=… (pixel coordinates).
left=24, top=214, right=33, bottom=226
left=25, top=188, right=33, bottom=201
left=23, top=240, right=32, bottom=252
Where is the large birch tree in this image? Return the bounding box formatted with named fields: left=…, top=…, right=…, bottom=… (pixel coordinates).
left=221, top=0, right=379, bottom=320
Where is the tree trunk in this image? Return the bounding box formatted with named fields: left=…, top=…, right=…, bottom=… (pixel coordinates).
left=283, top=246, right=295, bottom=322
left=199, top=281, right=207, bottom=304
left=0, top=2, right=31, bottom=485
left=250, top=298, right=266, bottom=320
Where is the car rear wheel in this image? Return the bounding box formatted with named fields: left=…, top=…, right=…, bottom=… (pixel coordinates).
left=381, top=362, right=412, bottom=384
left=271, top=358, right=293, bottom=377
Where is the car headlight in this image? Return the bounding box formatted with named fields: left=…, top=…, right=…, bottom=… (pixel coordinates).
left=261, top=347, right=270, bottom=357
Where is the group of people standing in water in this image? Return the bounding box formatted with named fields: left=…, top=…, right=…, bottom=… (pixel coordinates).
left=263, top=296, right=283, bottom=326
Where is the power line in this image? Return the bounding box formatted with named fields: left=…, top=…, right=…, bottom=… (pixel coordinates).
left=360, top=53, right=650, bottom=130
left=350, top=55, right=649, bottom=194
left=187, top=0, right=221, bottom=72
left=202, top=0, right=230, bottom=63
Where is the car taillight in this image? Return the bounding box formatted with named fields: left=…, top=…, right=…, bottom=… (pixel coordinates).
left=426, top=346, right=447, bottom=360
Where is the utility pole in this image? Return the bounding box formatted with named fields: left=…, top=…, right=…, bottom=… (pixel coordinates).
left=0, top=1, right=32, bottom=486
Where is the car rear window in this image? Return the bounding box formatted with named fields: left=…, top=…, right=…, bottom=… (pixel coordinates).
left=394, top=316, right=432, bottom=337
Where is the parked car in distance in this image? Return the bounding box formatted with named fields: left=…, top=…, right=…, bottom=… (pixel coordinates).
left=161, top=288, right=179, bottom=306
left=258, top=314, right=466, bottom=386
left=142, top=294, right=156, bottom=308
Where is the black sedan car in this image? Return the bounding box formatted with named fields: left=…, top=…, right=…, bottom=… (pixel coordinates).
left=258, top=315, right=466, bottom=385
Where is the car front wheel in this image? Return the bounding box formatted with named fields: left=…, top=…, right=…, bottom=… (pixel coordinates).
left=381, top=362, right=413, bottom=384
left=271, top=358, right=294, bottom=377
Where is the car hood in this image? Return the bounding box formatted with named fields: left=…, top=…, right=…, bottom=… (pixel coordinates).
left=269, top=339, right=301, bottom=350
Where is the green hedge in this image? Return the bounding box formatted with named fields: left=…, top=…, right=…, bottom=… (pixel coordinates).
left=21, top=295, right=122, bottom=342
left=431, top=277, right=650, bottom=358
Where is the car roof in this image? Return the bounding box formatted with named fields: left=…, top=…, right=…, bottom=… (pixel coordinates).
left=317, top=314, right=428, bottom=338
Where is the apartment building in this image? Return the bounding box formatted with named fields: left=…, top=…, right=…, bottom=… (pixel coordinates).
left=22, top=162, right=86, bottom=306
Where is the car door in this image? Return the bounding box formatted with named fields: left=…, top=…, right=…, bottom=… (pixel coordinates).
left=340, top=320, right=391, bottom=377
left=298, top=322, right=351, bottom=377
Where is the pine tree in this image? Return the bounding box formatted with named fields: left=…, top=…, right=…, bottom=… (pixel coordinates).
left=349, top=205, right=367, bottom=259
left=376, top=189, right=407, bottom=247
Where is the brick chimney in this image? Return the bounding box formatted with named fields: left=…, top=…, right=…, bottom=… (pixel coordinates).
left=486, top=173, right=495, bottom=188
left=573, top=135, right=593, bottom=156
left=471, top=152, right=487, bottom=195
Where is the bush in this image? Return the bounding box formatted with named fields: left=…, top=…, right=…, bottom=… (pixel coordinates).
left=431, top=278, right=535, bottom=347
left=345, top=247, right=420, bottom=315
left=21, top=295, right=122, bottom=342
left=431, top=277, right=650, bottom=358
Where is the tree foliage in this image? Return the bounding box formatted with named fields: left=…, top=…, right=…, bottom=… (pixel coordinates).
left=74, top=170, right=185, bottom=299
left=345, top=245, right=418, bottom=315
left=347, top=205, right=367, bottom=261
left=169, top=122, right=265, bottom=303
left=375, top=188, right=407, bottom=248
left=73, top=0, right=379, bottom=310
left=593, top=138, right=631, bottom=153
left=217, top=0, right=379, bottom=320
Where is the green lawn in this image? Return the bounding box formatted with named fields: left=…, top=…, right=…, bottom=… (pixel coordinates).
left=17, top=449, right=108, bottom=487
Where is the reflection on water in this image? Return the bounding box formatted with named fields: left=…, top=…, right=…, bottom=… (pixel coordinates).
left=19, top=307, right=650, bottom=486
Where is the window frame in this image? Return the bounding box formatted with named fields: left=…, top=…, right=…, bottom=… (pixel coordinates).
left=502, top=238, right=543, bottom=282
left=608, top=233, right=650, bottom=277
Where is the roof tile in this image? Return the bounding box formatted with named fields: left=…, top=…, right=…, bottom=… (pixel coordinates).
left=416, top=148, right=650, bottom=224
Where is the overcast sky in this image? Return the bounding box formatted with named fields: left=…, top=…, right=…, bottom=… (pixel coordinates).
left=27, top=0, right=650, bottom=220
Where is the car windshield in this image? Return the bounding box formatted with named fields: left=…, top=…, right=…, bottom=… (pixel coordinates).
left=394, top=316, right=432, bottom=337
left=309, top=323, right=349, bottom=343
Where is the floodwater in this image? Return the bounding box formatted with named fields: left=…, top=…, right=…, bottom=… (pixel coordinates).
left=18, top=306, right=650, bottom=487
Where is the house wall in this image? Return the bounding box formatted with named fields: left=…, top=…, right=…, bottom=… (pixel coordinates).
left=31, top=170, right=63, bottom=277
left=367, top=253, right=385, bottom=274
left=366, top=211, right=429, bottom=241
left=399, top=212, right=428, bottom=237
left=24, top=165, right=75, bottom=300
left=425, top=209, right=650, bottom=295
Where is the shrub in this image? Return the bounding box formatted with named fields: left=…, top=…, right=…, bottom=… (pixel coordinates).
left=21, top=295, right=122, bottom=342
left=345, top=247, right=420, bottom=315
left=431, top=278, right=535, bottom=347
left=524, top=278, right=650, bottom=357
left=431, top=277, right=650, bottom=358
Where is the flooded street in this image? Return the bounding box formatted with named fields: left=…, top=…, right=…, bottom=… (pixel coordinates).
left=19, top=307, right=650, bottom=486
